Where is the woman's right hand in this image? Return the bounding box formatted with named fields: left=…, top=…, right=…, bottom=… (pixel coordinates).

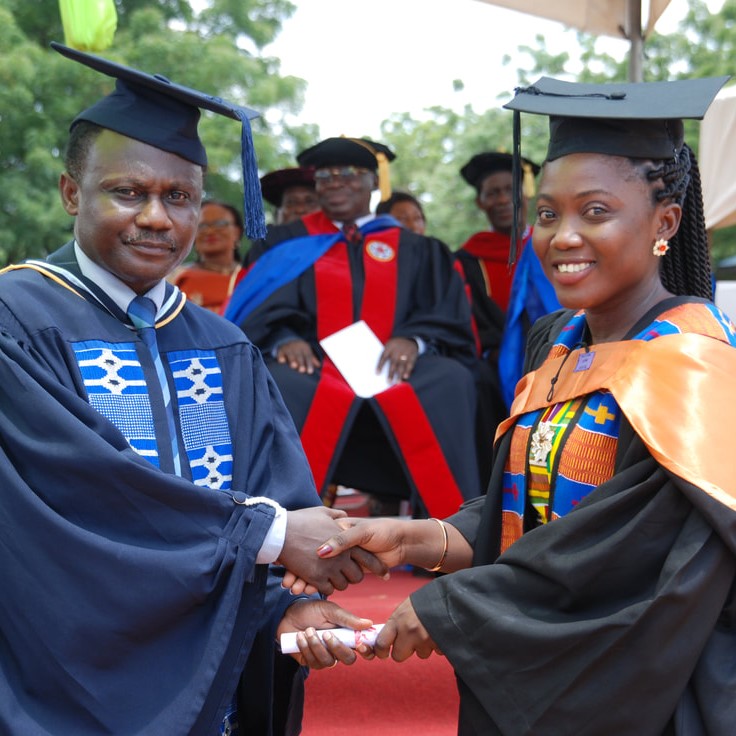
left=315, top=517, right=414, bottom=569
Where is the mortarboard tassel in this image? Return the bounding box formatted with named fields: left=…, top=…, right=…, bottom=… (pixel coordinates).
left=509, top=108, right=522, bottom=267
left=236, top=110, right=267, bottom=241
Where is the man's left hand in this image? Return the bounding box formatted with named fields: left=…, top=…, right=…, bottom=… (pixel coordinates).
left=277, top=599, right=375, bottom=668
left=378, top=337, right=419, bottom=382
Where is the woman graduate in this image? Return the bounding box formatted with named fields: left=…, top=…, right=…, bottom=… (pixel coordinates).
left=308, top=75, right=736, bottom=735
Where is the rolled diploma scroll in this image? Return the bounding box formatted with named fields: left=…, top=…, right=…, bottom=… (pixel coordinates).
left=280, top=624, right=385, bottom=654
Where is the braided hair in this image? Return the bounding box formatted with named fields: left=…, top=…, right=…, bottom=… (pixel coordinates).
left=644, top=144, right=712, bottom=299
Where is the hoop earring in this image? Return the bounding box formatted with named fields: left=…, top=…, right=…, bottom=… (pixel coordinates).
left=653, top=238, right=670, bottom=257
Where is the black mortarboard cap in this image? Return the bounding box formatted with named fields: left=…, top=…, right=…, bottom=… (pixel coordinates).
left=501, top=75, right=729, bottom=263
left=51, top=41, right=267, bottom=239
left=297, top=136, right=396, bottom=201
left=504, top=76, right=729, bottom=162
left=460, top=151, right=540, bottom=195
left=260, top=167, right=316, bottom=207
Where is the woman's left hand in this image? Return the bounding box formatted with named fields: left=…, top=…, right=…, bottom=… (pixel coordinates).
left=374, top=596, right=441, bottom=661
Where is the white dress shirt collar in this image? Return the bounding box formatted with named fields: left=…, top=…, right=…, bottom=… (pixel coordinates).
left=74, top=242, right=167, bottom=316
left=333, top=213, right=375, bottom=229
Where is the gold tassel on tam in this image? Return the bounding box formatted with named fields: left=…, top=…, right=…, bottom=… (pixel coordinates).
left=376, top=151, right=392, bottom=202
left=345, top=136, right=393, bottom=201
left=522, top=161, right=536, bottom=198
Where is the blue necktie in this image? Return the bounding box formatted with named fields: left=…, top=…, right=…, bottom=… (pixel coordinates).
left=127, top=296, right=182, bottom=475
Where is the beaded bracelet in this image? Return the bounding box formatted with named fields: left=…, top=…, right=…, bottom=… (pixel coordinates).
left=427, top=518, right=448, bottom=572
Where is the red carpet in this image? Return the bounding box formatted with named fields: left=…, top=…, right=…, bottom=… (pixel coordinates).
left=300, top=570, right=459, bottom=735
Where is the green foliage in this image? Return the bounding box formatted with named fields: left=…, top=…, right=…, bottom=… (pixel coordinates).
left=0, top=0, right=306, bottom=265
left=4, top=0, right=736, bottom=265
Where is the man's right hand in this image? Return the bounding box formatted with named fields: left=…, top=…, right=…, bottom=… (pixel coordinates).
left=279, top=507, right=390, bottom=596
left=276, top=339, right=321, bottom=374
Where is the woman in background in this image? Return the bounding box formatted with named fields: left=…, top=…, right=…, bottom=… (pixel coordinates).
left=376, top=191, right=427, bottom=235
left=171, top=200, right=243, bottom=313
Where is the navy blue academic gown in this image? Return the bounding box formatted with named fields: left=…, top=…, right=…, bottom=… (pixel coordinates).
left=0, top=243, right=319, bottom=735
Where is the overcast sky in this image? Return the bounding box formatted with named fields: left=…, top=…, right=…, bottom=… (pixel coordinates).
left=262, top=0, right=714, bottom=138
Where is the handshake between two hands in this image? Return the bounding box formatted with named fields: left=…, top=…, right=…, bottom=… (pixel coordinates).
left=275, top=507, right=442, bottom=670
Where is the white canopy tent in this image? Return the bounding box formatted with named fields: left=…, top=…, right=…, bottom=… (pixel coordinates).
left=473, top=0, right=673, bottom=80
left=700, top=84, right=736, bottom=231
left=700, top=84, right=736, bottom=321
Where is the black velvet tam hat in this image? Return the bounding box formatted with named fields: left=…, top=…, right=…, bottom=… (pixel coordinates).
left=504, top=75, right=729, bottom=162
left=501, top=75, right=729, bottom=263
left=51, top=41, right=267, bottom=239
left=297, top=137, right=396, bottom=200
left=460, top=151, right=540, bottom=195
left=259, top=167, right=315, bottom=207
left=297, top=137, right=396, bottom=170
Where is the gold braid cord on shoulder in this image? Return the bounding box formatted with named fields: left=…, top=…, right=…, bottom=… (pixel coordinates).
left=497, top=334, right=736, bottom=510
left=0, top=263, right=187, bottom=328
left=0, top=263, right=87, bottom=299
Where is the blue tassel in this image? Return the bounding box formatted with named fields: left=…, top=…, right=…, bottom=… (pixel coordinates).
left=236, top=110, right=267, bottom=241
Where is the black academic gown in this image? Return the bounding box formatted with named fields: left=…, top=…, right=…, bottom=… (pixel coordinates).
left=240, top=210, right=482, bottom=518
left=0, top=243, right=319, bottom=735
left=411, top=305, right=736, bottom=735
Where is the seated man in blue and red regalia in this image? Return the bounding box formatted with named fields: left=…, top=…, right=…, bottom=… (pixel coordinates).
left=226, top=137, right=482, bottom=519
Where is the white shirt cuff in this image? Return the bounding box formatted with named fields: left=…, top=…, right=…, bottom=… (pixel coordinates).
left=256, top=503, right=288, bottom=563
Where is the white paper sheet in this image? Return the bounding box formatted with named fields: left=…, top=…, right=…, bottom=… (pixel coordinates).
left=319, top=320, right=393, bottom=397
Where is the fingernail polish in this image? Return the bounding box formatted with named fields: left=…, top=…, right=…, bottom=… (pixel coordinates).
left=317, top=544, right=332, bottom=557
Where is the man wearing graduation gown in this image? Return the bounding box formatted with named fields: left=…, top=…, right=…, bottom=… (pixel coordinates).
left=259, top=166, right=319, bottom=226
left=0, top=44, right=380, bottom=736
left=455, top=152, right=560, bottom=471
left=456, top=151, right=540, bottom=318
left=227, top=137, right=481, bottom=518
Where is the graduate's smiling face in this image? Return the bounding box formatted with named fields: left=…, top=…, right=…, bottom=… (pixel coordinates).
left=533, top=153, right=679, bottom=334
left=60, top=129, right=203, bottom=295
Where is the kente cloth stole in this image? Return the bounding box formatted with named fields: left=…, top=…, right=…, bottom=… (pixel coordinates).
left=73, top=338, right=234, bottom=489
left=500, top=311, right=619, bottom=553
left=498, top=300, right=736, bottom=554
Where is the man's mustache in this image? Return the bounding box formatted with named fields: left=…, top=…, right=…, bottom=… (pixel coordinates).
left=122, top=232, right=176, bottom=250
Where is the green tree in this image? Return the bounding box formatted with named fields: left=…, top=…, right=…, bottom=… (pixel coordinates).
left=0, top=0, right=315, bottom=265
left=378, top=0, right=736, bottom=263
